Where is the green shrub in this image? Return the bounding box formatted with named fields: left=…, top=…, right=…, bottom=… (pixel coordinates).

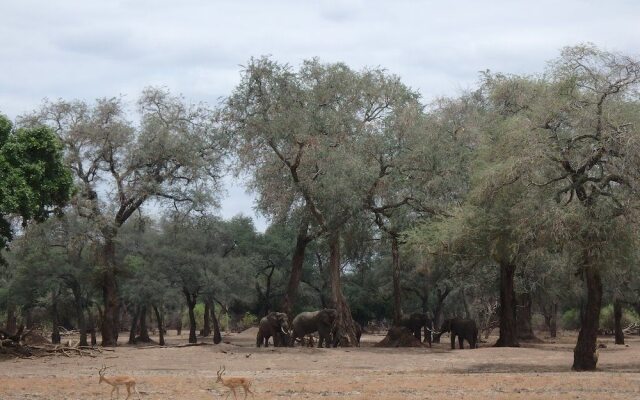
left=561, top=308, right=580, bottom=330
left=240, top=312, right=258, bottom=329
left=599, top=304, right=640, bottom=332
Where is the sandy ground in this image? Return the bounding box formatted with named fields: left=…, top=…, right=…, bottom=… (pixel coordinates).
left=1, top=329, right=639, bottom=399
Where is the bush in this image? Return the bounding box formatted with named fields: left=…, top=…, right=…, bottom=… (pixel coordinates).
left=599, top=304, right=640, bottom=333
left=239, top=312, right=258, bottom=330
left=561, top=308, right=580, bottom=330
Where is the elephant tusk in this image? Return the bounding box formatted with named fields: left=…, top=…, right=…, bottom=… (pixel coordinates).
left=281, top=327, right=288, bottom=335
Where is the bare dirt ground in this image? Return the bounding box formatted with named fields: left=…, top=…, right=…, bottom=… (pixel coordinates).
left=1, top=329, right=639, bottom=399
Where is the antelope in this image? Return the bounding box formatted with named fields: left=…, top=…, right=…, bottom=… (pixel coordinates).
left=215, top=365, right=254, bottom=399
left=98, top=365, right=141, bottom=400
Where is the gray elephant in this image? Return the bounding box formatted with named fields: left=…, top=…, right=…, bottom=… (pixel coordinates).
left=438, top=318, right=478, bottom=349
left=399, top=312, right=435, bottom=347
left=256, top=312, right=290, bottom=347
left=291, top=309, right=337, bottom=348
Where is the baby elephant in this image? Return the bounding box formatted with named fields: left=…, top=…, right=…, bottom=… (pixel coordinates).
left=439, top=318, right=478, bottom=349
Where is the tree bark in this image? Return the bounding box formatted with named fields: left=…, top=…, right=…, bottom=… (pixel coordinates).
left=51, top=292, right=61, bottom=345
left=25, top=309, right=33, bottom=330
left=138, top=305, right=151, bottom=342
left=183, top=289, right=198, bottom=344
left=281, top=219, right=311, bottom=318
left=432, top=287, right=451, bottom=330
left=517, top=292, right=536, bottom=340
left=128, top=306, right=140, bottom=345
left=461, top=287, right=471, bottom=320
left=153, top=305, right=165, bottom=346
left=71, top=284, right=89, bottom=347
left=391, top=236, right=402, bottom=325
left=89, top=313, right=97, bottom=346
left=5, top=305, right=17, bottom=334
left=202, top=302, right=211, bottom=337
left=543, top=303, right=558, bottom=338
left=495, top=262, right=519, bottom=347
left=327, top=231, right=358, bottom=347
left=614, top=298, right=624, bottom=345
left=573, top=265, right=603, bottom=371
left=211, top=305, right=222, bottom=344
left=176, top=311, right=182, bottom=336
left=100, top=232, right=120, bottom=347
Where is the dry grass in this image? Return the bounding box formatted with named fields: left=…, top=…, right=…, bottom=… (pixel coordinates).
left=1, top=329, right=639, bottom=399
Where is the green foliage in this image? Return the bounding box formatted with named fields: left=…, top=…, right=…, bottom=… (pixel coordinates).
left=599, top=304, right=639, bottom=333
left=0, top=114, right=72, bottom=253
left=240, top=312, right=258, bottom=329
left=561, top=309, right=581, bottom=330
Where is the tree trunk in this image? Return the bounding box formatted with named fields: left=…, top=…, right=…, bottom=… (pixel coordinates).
left=153, top=305, right=165, bottom=346
left=51, top=292, right=61, bottom=345
left=89, top=314, right=97, bottom=346
left=71, top=284, right=89, bottom=347
left=183, top=289, right=198, bottom=344
left=327, top=231, right=358, bottom=347
left=100, top=233, right=120, bottom=347
left=517, top=292, right=536, bottom=340
left=391, top=236, right=402, bottom=325
left=5, top=305, right=17, bottom=334
left=614, top=298, right=624, bottom=345
left=432, top=287, right=450, bottom=330
left=281, top=219, right=311, bottom=318
left=543, top=303, right=558, bottom=338
left=211, top=305, right=222, bottom=344
left=25, top=309, right=33, bottom=330
left=202, top=302, right=211, bottom=337
left=128, top=306, right=140, bottom=345
left=461, top=287, right=471, bottom=320
left=138, top=305, right=151, bottom=342
left=495, top=262, right=519, bottom=347
left=176, top=311, right=182, bottom=336
left=573, top=265, right=603, bottom=371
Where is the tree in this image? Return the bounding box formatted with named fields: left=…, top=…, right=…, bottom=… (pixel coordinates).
left=20, top=88, right=226, bottom=346
left=0, top=114, right=72, bottom=259
left=225, top=57, right=424, bottom=344
left=523, top=45, right=639, bottom=370
left=465, top=45, right=640, bottom=368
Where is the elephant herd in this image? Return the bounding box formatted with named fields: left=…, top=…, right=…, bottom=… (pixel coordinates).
left=400, top=313, right=479, bottom=349
left=257, top=309, right=478, bottom=350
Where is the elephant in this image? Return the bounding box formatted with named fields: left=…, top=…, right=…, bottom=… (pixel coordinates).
left=332, top=320, right=362, bottom=347
left=438, top=318, right=478, bottom=349
left=256, top=312, right=290, bottom=347
left=399, top=313, right=435, bottom=347
left=291, top=309, right=337, bottom=348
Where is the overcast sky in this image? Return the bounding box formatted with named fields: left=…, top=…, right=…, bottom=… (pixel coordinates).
left=2, top=0, right=638, bottom=230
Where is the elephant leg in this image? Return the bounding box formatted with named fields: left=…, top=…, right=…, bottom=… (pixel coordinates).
left=458, top=335, right=464, bottom=349
left=450, top=334, right=456, bottom=350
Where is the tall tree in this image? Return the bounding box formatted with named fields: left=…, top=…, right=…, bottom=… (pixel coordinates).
left=225, top=57, right=421, bottom=344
